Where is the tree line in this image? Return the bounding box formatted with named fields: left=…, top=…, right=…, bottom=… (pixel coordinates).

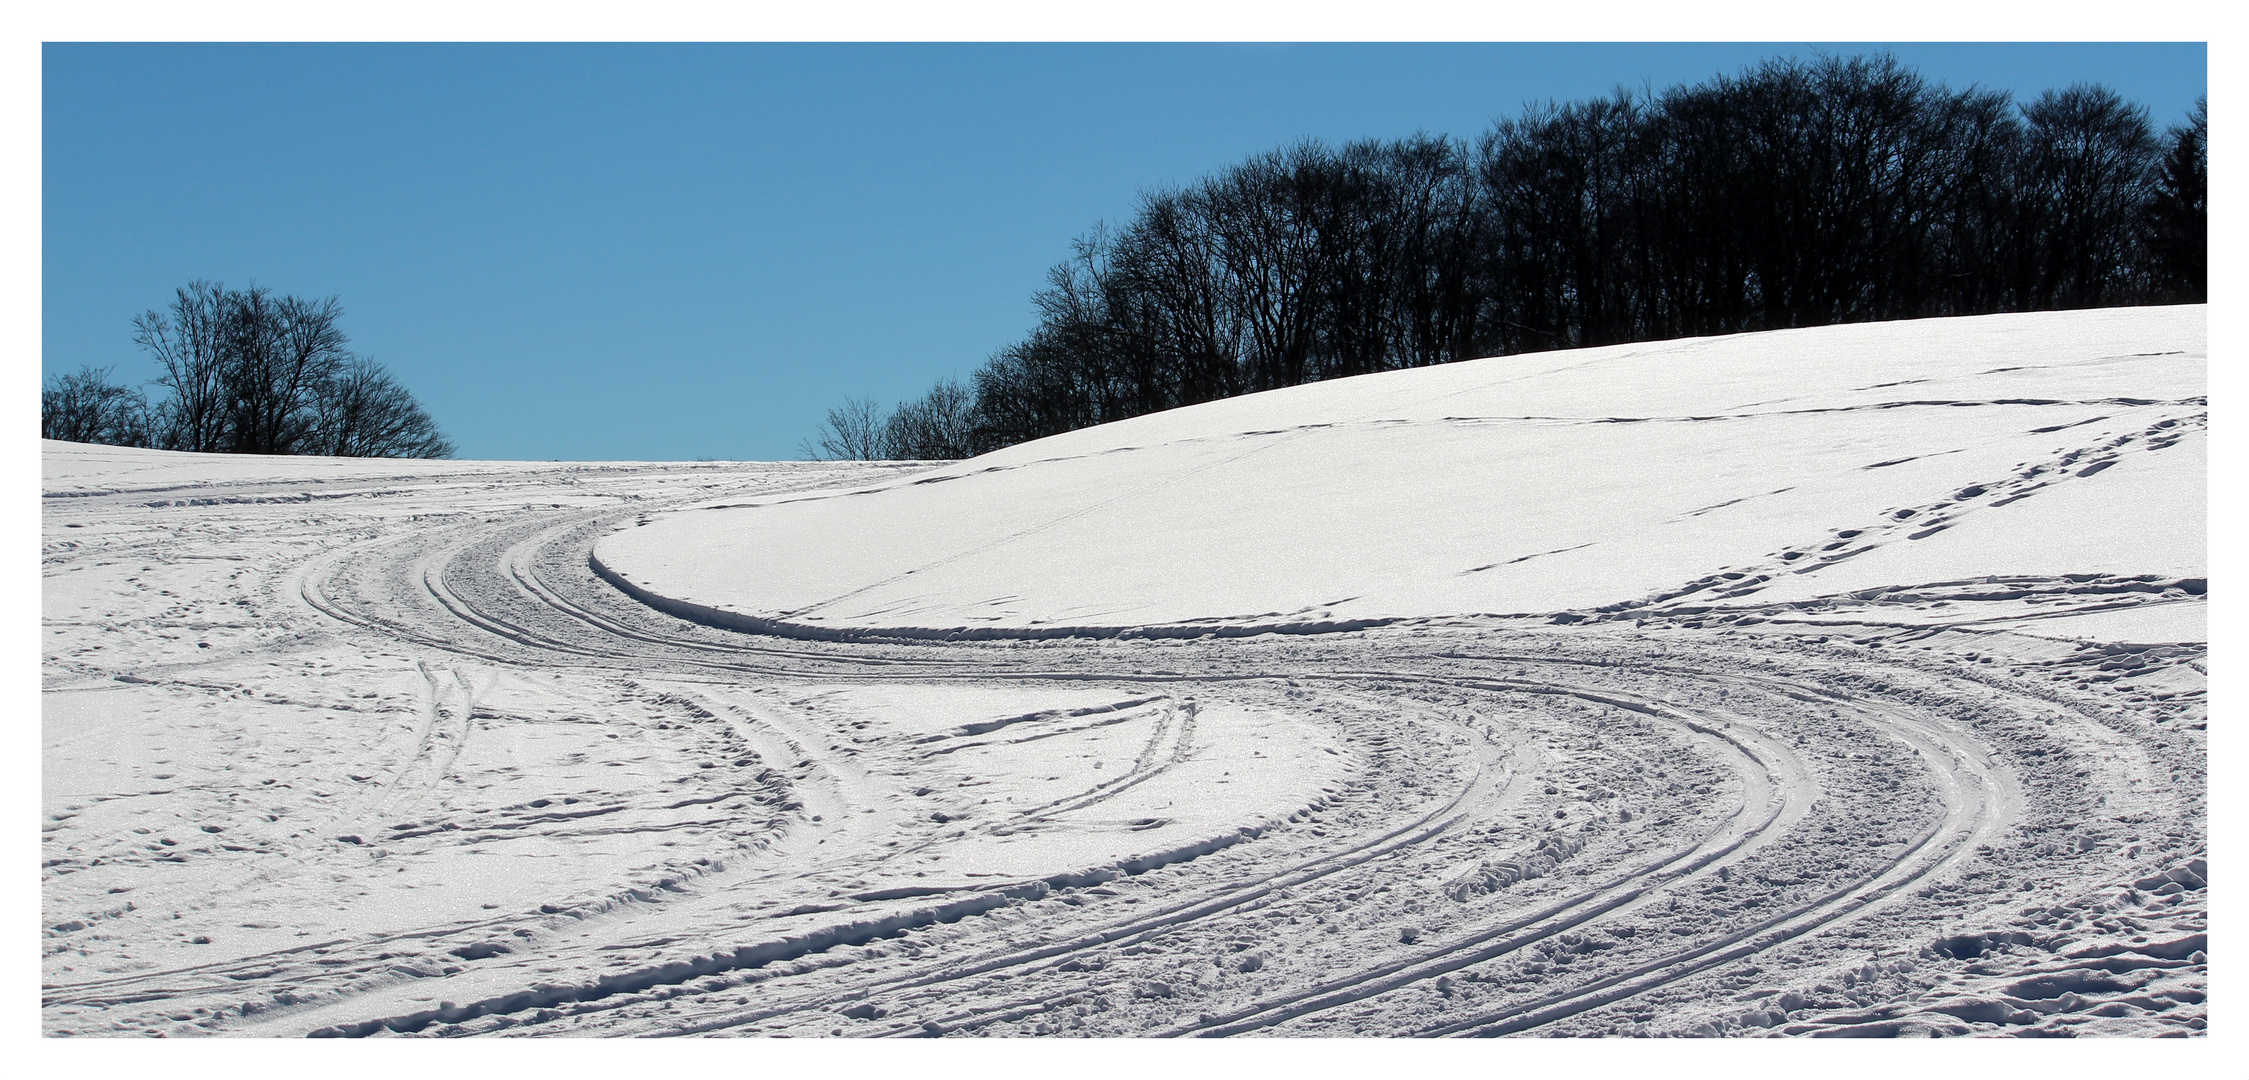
left=810, top=54, right=2207, bottom=461
left=42, top=281, right=454, bottom=458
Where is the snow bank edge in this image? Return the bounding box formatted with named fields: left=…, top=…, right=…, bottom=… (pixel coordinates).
left=587, top=549, right=1403, bottom=642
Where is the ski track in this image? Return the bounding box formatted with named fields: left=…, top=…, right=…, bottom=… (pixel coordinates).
left=41, top=456, right=2206, bottom=1039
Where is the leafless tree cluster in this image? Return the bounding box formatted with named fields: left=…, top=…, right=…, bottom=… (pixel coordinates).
left=820, top=55, right=2204, bottom=460
left=41, top=365, right=152, bottom=447
left=802, top=378, right=978, bottom=461
left=44, top=282, right=453, bottom=458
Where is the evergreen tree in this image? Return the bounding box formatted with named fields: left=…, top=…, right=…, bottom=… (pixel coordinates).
left=2145, top=96, right=2207, bottom=302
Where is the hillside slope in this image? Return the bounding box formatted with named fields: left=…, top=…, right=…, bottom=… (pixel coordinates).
left=595, top=307, right=2204, bottom=644
left=43, top=307, right=2206, bottom=1040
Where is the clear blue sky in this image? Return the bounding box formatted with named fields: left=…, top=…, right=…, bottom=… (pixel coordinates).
left=42, top=43, right=2207, bottom=462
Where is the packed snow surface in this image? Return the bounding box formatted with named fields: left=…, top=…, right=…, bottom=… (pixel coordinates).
left=43, top=307, right=2204, bottom=1039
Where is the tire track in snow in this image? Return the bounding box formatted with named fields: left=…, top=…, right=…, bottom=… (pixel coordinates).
left=264, top=503, right=1980, bottom=1038
left=1139, top=676, right=1805, bottom=1038
left=1410, top=684, right=2010, bottom=1036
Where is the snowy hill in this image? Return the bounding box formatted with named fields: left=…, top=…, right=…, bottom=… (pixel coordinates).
left=595, top=306, right=2205, bottom=644
left=42, top=307, right=2207, bottom=1039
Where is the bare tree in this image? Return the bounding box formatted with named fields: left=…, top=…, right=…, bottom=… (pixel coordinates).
left=2017, top=85, right=2158, bottom=308
left=222, top=289, right=352, bottom=454
left=133, top=281, right=233, bottom=453
left=309, top=357, right=456, bottom=458
left=801, top=396, right=890, bottom=460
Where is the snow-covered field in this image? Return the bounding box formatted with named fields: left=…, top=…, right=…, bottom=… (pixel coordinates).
left=42, top=307, right=2205, bottom=1038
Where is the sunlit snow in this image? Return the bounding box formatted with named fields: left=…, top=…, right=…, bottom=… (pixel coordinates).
left=43, top=307, right=2205, bottom=1039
